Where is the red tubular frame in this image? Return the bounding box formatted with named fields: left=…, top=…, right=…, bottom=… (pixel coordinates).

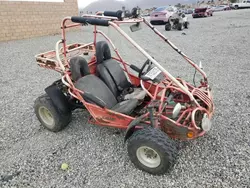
left=36, top=14, right=215, bottom=140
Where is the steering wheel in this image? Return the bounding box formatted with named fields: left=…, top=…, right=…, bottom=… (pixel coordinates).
left=138, top=59, right=153, bottom=78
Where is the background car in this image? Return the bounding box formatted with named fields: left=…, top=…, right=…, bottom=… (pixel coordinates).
left=212, top=5, right=231, bottom=12
left=186, top=9, right=194, bottom=14
left=178, top=9, right=187, bottom=14
left=192, top=5, right=213, bottom=18
left=150, top=6, right=177, bottom=25
left=231, top=0, right=250, bottom=9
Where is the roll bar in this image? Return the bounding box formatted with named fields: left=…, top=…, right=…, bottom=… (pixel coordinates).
left=57, top=10, right=210, bottom=106
left=71, top=16, right=109, bottom=27
left=70, top=14, right=207, bottom=82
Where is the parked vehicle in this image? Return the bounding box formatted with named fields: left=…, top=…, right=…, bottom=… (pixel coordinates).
left=150, top=6, right=177, bottom=25
left=212, top=5, right=231, bottom=12
left=193, top=6, right=213, bottom=18
left=231, top=0, right=250, bottom=9
left=142, top=13, right=150, bottom=17
left=186, top=9, right=194, bottom=14
left=178, top=9, right=186, bottom=14
left=34, top=8, right=214, bottom=175
left=165, top=12, right=189, bottom=31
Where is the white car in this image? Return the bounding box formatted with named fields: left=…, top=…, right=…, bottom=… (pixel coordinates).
left=231, top=0, right=250, bottom=9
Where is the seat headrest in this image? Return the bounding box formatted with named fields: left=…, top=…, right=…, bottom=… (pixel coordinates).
left=69, top=56, right=90, bottom=81
left=95, top=41, right=112, bottom=64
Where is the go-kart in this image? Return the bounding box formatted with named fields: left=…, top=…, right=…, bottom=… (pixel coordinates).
left=165, top=12, right=189, bottom=31
left=34, top=8, right=214, bottom=175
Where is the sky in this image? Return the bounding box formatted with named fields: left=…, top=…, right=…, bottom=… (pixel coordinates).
left=77, top=0, right=98, bottom=8
left=77, top=0, right=125, bottom=8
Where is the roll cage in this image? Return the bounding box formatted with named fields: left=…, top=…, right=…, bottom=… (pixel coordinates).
left=35, top=10, right=214, bottom=140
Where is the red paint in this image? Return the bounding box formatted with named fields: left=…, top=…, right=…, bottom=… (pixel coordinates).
left=35, top=15, right=215, bottom=140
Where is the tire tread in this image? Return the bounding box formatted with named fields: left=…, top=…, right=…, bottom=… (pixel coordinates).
left=34, top=94, right=72, bottom=132
left=127, top=127, right=178, bottom=175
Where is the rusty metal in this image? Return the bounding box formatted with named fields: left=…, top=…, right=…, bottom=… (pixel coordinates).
left=34, top=13, right=215, bottom=140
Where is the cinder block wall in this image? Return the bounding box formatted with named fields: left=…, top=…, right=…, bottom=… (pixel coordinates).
left=0, top=0, right=78, bottom=42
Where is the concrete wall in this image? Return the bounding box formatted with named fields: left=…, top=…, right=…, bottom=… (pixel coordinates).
left=0, top=0, right=78, bottom=42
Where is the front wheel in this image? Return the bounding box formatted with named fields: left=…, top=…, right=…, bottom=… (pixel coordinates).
left=184, top=22, right=189, bottom=29
left=34, top=94, right=72, bottom=132
left=177, top=22, right=183, bottom=31
left=127, top=127, right=178, bottom=175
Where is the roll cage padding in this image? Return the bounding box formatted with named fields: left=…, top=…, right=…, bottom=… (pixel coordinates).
left=71, top=16, right=109, bottom=26
left=103, top=10, right=123, bottom=20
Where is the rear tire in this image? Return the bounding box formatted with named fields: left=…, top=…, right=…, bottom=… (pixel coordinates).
left=165, top=23, right=171, bottom=31
left=34, top=94, right=72, bottom=132
left=127, top=127, right=178, bottom=175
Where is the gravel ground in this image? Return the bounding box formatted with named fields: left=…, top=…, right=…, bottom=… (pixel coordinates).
left=0, top=9, right=250, bottom=188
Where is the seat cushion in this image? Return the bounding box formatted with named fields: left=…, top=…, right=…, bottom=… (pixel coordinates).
left=96, top=59, right=132, bottom=97
left=75, top=75, right=117, bottom=109
left=123, top=88, right=147, bottom=101
left=112, top=99, right=139, bottom=115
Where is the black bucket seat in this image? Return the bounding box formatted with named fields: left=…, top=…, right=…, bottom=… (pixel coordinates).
left=69, top=56, right=138, bottom=115
left=95, top=41, right=146, bottom=102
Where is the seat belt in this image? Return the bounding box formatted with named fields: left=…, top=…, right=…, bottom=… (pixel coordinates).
left=103, top=63, right=134, bottom=102
left=103, top=63, right=123, bottom=92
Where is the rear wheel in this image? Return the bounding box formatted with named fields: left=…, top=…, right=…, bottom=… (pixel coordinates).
left=127, top=127, right=178, bottom=175
left=34, top=94, right=72, bottom=132
left=165, top=23, right=171, bottom=31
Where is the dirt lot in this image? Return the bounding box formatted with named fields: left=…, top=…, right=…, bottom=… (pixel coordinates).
left=0, top=9, right=249, bottom=188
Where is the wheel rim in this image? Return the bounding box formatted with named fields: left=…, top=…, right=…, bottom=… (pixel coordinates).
left=38, top=106, right=55, bottom=128
left=136, top=146, right=161, bottom=168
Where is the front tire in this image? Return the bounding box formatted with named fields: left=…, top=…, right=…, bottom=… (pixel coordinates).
left=177, top=22, right=183, bottom=31
left=127, top=127, right=178, bottom=175
left=34, top=94, right=72, bottom=132
left=184, top=22, right=189, bottom=29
